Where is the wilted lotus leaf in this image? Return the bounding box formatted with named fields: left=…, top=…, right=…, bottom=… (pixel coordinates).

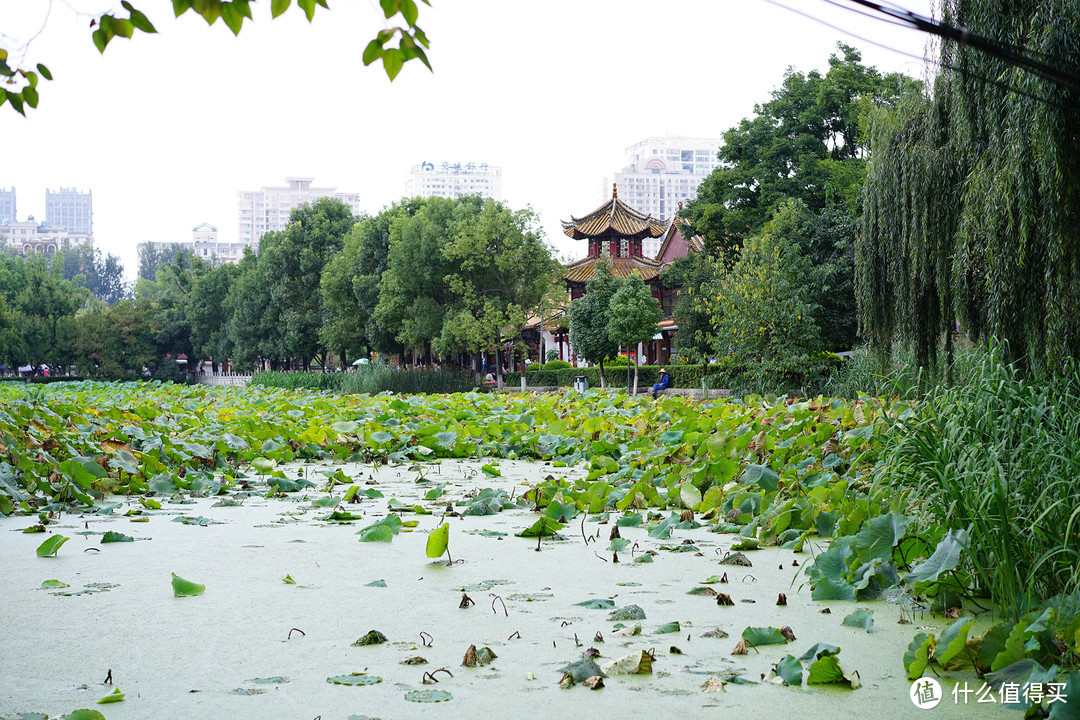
left=352, top=630, right=388, bottom=646
left=780, top=626, right=797, bottom=642
left=702, top=628, right=729, bottom=639
left=326, top=673, right=382, bottom=686
left=600, top=650, right=653, bottom=675
left=475, top=647, right=497, bottom=665
left=462, top=644, right=478, bottom=667
left=401, top=656, right=428, bottom=665
left=702, top=677, right=726, bottom=693
left=560, top=658, right=605, bottom=683
left=610, top=624, right=641, bottom=637
left=716, top=593, right=734, bottom=606
left=719, top=552, right=752, bottom=567
left=687, top=587, right=717, bottom=596
left=583, top=675, right=604, bottom=690
left=732, top=639, right=748, bottom=655
left=777, top=593, right=788, bottom=606
left=405, top=689, right=452, bottom=702
left=608, top=604, right=646, bottom=621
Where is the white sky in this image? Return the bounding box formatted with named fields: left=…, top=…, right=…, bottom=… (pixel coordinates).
left=0, top=0, right=934, bottom=279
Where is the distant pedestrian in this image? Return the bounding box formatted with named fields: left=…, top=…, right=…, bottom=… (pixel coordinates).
left=652, top=368, right=670, bottom=399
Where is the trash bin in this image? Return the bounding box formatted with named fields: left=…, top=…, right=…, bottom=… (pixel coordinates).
left=573, top=376, right=588, bottom=393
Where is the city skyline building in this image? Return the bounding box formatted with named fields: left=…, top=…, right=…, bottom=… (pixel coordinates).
left=601, top=136, right=721, bottom=257
left=0, top=187, right=15, bottom=225
left=137, top=222, right=250, bottom=266
left=45, top=187, right=93, bottom=236
left=404, top=161, right=503, bottom=202
left=237, top=177, right=362, bottom=246
left=0, top=214, right=93, bottom=256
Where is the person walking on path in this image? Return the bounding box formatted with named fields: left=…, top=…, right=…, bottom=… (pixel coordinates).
left=652, top=368, right=670, bottom=399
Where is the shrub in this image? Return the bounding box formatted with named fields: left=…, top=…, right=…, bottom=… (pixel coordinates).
left=542, top=360, right=572, bottom=371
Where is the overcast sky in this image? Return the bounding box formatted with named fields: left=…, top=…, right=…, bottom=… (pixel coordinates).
left=1, top=0, right=934, bottom=279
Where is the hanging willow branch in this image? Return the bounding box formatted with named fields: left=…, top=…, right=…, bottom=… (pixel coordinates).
left=858, top=0, right=1080, bottom=378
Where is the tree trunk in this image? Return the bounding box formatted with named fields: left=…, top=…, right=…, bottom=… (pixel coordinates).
left=494, top=346, right=503, bottom=389
left=598, top=359, right=606, bottom=389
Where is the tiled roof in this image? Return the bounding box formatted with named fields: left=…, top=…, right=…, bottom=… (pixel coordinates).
left=562, top=184, right=669, bottom=240
left=564, top=255, right=666, bottom=284
left=654, top=219, right=704, bottom=261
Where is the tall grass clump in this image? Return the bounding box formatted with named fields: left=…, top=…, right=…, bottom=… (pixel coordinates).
left=251, top=367, right=481, bottom=395
left=875, top=345, right=1080, bottom=618
left=826, top=344, right=984, bottom=399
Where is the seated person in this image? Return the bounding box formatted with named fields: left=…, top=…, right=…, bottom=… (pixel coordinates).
left=652, top=368, right=670, bottom=399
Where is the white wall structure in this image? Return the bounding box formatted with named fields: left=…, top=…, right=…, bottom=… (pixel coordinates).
left=601, top=136, right=721, bottom=257
left=45, top=187, right=93, bottom=236
left=405, top=161, right=502, bottom=201
left=0, top=215, right=93, bottom=255
left=137, top=222, right=250, bottom=265
left=237, top=177, right=362, bottom=245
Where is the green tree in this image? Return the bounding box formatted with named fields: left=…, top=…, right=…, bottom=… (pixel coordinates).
left=683, top=44, right=920, bottom=251
left=860, top=1, right=1080, bottom=377
left=225, top=248, right=281, bottom=371
left=259, top=197, right=356, bottom=369
left=135, top=249, right=210, bottom=369
left=72, top=299, right=157, bottom=378
left=567, top=257, right=621, bottom=389
left=606, top=274, right=662, bottom=394
left=1, top=0, right=432, bottom=115
left=703, top=217, right=829, bottom=393
left=320, top=199, right=423, bottom=366
left=376, top=196, right=479, bottom=365
left=663, top=250, right=720, bottom=363
left=10, top=257, right=86, bottom=371
left=440, top=199, right=558, bottom=380
left=60, top=245, right=128, bottom=305
left=187, top=262, right=240, bottom=364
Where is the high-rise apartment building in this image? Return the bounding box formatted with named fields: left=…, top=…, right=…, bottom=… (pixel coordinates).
left=237, top=177, right=362, bottom=246
left=405, top=161, right=502, bottom=201
left=603, top=137, right=721, bottom=257
left=45, top=187, right=93, bottom=236
left=0, top=187, right=15, bottom=225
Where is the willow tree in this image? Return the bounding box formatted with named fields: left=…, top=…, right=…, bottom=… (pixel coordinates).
left=859, top=1, right=1080, bottom=377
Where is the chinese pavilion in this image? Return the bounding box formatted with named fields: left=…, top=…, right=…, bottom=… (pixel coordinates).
left=562, top=184, right=669, bottom=300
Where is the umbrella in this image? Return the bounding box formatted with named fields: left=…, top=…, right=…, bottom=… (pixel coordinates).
left=352, top=358, right=370, bottom=365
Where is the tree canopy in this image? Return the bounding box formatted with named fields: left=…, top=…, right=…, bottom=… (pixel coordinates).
left=1, top=0, right=432, bottom=115
left=859, top=0, right=1080, bottom=376
left=683, top=43, right=921, bottom=251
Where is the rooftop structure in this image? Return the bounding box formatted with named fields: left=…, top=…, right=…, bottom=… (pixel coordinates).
left=405, top=161, right=502, bottom=201
left=562, top=184, right=669, bottom=298
left=238, top=177, right=361, bottom=245
left=0, top=215, right=93, bottom=255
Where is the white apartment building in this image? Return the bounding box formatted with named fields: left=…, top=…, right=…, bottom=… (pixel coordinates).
left=137, top=223, right=250, bottom=266
left=0, top=215, right=93, bottom=255
left=0, top=187, right=15, bottom=225
left=405, top=161, right=502, bottom=201
left=45, top=187, right=93, bottom=236
left=602, top=137, right=721, bottom=257
left=237, top=177, right=362, bottom=246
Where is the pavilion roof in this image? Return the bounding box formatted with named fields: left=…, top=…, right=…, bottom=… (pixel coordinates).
left=563, top=255, right=666, bottom=285
left=561, top=184, right=669, bottom=240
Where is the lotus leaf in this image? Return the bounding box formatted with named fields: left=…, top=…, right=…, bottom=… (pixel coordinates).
left=35, top=535, right=68, bottom=557
left=326, top=673, right=382, bottom=685
left=171, top=573, right=205, bottom=597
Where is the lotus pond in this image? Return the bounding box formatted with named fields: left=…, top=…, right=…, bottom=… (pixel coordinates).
left=0, top=381, right=1074, bottom=718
